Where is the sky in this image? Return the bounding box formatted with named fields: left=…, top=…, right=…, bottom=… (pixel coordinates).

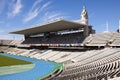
left=0, top=0, right=120, bottom=40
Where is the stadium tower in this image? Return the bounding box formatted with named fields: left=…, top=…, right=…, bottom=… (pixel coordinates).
left=80, top=6, right=88, bottom=25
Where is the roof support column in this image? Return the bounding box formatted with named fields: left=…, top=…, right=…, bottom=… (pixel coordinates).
left=24, top=35, right=30, bottom=40
left=83, top=26, right=89, bottom=37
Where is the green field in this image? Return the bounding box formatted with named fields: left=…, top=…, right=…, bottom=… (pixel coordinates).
left=0, top=55, right=32, bottom=67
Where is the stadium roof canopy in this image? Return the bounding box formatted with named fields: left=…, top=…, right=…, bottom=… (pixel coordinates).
left=10, top=19, right=89, bottom=35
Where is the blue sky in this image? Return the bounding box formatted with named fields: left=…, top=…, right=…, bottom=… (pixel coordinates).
left=0, top=0, right=120, bottom=39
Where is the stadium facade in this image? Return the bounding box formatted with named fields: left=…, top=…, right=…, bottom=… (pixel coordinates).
left=0, top=6, right=120, bottom=80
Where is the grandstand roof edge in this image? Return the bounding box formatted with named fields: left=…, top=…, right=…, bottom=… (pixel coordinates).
left=10, top=19, right=91, bottom=35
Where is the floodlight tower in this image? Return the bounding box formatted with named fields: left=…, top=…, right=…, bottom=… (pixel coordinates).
left=106, top=21, right=109, bottom=32
left=119, top=20, right=120, bottom=32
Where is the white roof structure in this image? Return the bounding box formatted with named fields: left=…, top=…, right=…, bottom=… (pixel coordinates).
left=10, top=19, right=89, bottom=35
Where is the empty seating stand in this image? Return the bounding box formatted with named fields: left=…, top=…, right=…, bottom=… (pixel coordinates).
left=52, top=48, right=120, bottom=80
left=83, top=32, right=120, bottom=47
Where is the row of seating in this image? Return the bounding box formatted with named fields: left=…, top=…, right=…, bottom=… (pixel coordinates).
left=1, top=32, right=120, bottom=47
left=53, top=48, right=120, bottom=80
left=0, top=40, right=22, bottom=46
left=22, top=32, right=85, bottom=44
left=1, top=46, right=120, bottom=80
left=83, top=32, right=120, bottom=46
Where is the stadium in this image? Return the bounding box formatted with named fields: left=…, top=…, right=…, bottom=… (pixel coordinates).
left=0, top=6, right=120, bottom=80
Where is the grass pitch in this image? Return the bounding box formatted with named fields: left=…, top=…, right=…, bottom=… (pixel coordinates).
left=0, top=55, right=32, bottom=67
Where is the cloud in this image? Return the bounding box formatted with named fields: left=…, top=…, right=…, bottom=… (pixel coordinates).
left=23, top=0, right=51, bottom=22
left=40, top=1, right=51, bottom=11
left=31, top=0, right=43, bottom=11
left=41, top=11, right=67, bottom=22
left=23, top=8, right=40, bottom=22
left=89, top=12, right=95, bottom=18
left=7, top=0, right=23, bottom=17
